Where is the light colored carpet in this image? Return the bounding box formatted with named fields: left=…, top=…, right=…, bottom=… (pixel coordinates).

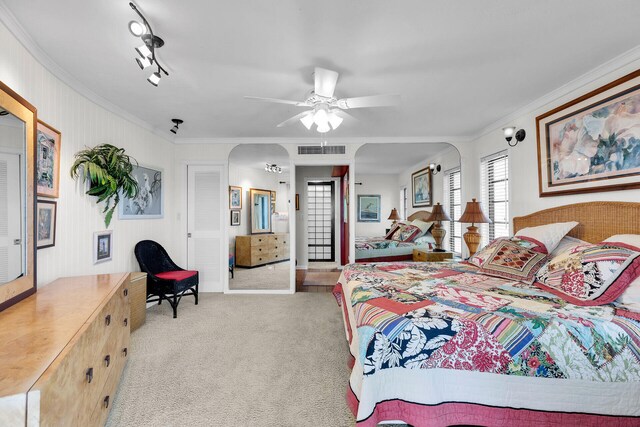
left=230, top=261, right=291, bottom=290
left=106, top=292, right=355, bottom=427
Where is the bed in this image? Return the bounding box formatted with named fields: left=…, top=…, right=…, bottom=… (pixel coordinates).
left=335, top=202, right=640, bottom=426
left=356, top=211, right=435, bottom=263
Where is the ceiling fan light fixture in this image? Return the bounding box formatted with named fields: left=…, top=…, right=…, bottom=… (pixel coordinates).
left=316, top=122, right=330, bottom=133
left=136, top=56, right=152, bottom=69
left=147, top=71, right=161, bottom=86
left=128, top=20, right=146, bottom=37
left=328, top=112, right=343, bottom=130
left=300, top=113, right=314, bottom=130
left=313, top=108, right=329, bottom=127
left=135, top=43, right=152, bottom=59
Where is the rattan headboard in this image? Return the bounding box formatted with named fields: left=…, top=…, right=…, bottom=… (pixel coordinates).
left=408, top=210, right=432, bottom=222
left=512, top=202, right=640, bottom=243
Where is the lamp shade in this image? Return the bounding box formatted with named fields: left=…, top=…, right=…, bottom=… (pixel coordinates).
left=387, top=208, right=401, bottom=221
left=426, top=202, right=451, bottom=222
left=458, top=198, right=491, bottom=224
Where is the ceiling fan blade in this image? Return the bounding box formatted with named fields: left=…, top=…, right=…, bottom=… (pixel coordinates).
left=337, top=94, right=401, bottom=109
left=244, top=96, right=308, bottom=107
left=314, top=67, right=339, bottom=98
left=276, top=111, right=312, bottom=128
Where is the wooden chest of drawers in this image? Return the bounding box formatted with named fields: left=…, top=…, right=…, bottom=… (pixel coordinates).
left=235, top=233, right=290, bottom=267
left=0, top=273, right=132, bottom=427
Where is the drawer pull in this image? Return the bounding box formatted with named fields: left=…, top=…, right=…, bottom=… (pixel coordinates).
left=104, top=354, right=111, bottom=367
left=123, top=347, right=128, bottom=357
left=259, top=258, right=262, bottom=261
left=124, top=318, right=128, bottom=327
left=275, top=246, right=278, bottom=249
left=275, top=237, right=278, bottom=240
left=123, top=288, right=129, bottom=297
left=258, top=238, right=262, bottom=242
left=275, top=255, right=278, bottom=258
left=104, top=396, right=110, bottom=409
left=105, top=314, right=111, bottom=326
left=86, top=367, right=94, bottom=383
left=259, top=248, right=262, bottom=251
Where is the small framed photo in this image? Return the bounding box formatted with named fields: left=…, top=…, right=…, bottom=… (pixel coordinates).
left=37, top=200, right=57, bottom=249
left=357, top=194, right=381, bottom=222
left=119, top=164, right=163, bottom=219
left=230, top=210, right=241, bottom=226
left=93, top=230, right=113, bottom=264
left=229, top=186, right=242, bottom=209
left=36, top=120, right=61, bottom=198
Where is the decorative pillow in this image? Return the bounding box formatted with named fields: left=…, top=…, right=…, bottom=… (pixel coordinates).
left=385, top=223, right=401, bottom=239
left=390, top=224, right=422, bottom=242
left=603, top=234, right=640, bottom=251
left=468, top=237, right=545, bottom=267
left=549, top=235, right=589, bottom=258
left=515, top=221, right=579, bottom=254
left=411, top=219, right=434, bottom=238
left=478, top=239, right=549, bottom=284
left=535, top=243, right=640, bottom=306
left=617, top=276, right=640, bottom=312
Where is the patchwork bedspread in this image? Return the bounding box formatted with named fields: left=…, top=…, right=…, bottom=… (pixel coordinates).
left=354, top=237, right=416, bottom=251
left=334, top=261, right=640, bottom=426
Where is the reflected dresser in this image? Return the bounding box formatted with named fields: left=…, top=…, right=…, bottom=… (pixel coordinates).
left=235, top=233, right=290, bottom=267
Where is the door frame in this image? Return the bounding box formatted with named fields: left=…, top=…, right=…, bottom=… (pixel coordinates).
left=183, top=161, right=227, bottom=293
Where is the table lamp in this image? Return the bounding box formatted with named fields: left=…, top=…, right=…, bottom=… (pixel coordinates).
left=458, top=198, right=492, bottom=257
left=387, top=208, right=401, bottom=225
left=426, top=203, right=451, bottom=252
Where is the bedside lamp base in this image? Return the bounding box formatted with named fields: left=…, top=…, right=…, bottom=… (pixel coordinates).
left=431, top=221, right=446, bottom=251
left=463, top=225, right=481, bottom=257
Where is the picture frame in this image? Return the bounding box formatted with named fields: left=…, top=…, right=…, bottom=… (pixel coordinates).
left=271, top=190, right=276, bottom=214
left=357, top=194, right=381, bottom=222
left=36, top=200, right=56, bottom=249
left=412, top=167, right=432, bottom=207
left=230, top=210, right=241, bottom=226
left=295, top=193, right=300, bottom=211
left=229, top=186, right=242, bottom=209
left=36, top=120, right=61, bottom=198
left=118, top=164, right=163, bottom=219
left=537, top=69, right=640, bottom=197
left=93, top=230, right=113, bottom=264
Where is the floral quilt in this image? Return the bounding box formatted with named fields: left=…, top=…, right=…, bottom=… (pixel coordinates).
left=335, top=261, right=640, bottom=382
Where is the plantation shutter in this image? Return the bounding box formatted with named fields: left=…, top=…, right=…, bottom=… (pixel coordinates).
left=480, top=151, right=509, bottom=246
left=444, top=168, right=462, bottom=255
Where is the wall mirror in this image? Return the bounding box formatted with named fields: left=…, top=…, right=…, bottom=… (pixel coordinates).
left=250, top=188, right=272, bottom=234
left=0, top=81, right=37, bottom=312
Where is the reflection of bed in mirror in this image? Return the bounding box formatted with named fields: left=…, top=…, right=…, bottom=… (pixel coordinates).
left=355, top=210, right=436, bottom=263
left=0, top=80, right=37, bottom=312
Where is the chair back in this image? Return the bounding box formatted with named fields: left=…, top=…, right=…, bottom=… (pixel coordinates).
left=134, top=240, right=179, bottom=275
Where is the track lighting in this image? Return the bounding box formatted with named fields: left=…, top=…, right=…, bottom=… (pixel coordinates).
left=170, top=119, right=183, bottom=134
left=128, top=2, right=169, bottom=86
left=265, top=164, right=283, bottom=174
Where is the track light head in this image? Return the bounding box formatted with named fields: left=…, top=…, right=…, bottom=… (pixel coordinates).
left=136, top=44, right=152, bottom=59
left=136, top=56, right=152, bottom=69
left=128, top=20, right=146, bottom=37
left=147, top=72, right=161, bottom=86
left=170, top=119, right=183, bottom=134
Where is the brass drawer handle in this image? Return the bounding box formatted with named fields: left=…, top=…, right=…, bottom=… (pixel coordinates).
left=123, top=288, right=128, bottom=297
left=86, top=367, right=94, bottom=383
left=103, top=396, right=110, bottom=409
left=123, top=347, right=128, bottom=357
left=105, top=314, right=111, bottom=326
left=124, top=318, right=128, bottom=327
left=104, top=354, right=111, bottom=367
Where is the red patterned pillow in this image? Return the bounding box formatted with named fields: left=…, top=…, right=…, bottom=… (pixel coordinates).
left=390, top=224, right=422, bottom=242
left=385, top=223, right=401, bottom=240
left=535, top=243, right=640, bottom=306
left=479, top=239, right=549, bottom=284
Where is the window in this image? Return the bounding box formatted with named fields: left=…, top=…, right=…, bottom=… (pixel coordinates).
left=481, top=151, right=509, bottom=246
left=399, top=187, right=408, bottom=220
left=444, top=168, right=462, bottom=255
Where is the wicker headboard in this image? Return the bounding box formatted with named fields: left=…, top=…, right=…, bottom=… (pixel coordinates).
left=512, top=202, right=640, bottom=243
left=408, top=210, right=432, bottom=222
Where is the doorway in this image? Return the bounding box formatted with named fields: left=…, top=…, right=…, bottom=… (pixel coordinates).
left=307, top=181, right=335, bottom=262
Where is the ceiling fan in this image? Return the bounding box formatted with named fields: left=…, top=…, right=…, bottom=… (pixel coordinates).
left=245, top=67, right=400, bottom=133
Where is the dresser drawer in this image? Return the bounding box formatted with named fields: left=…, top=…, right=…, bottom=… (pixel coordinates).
left=89, top=333, right=129, bottom=427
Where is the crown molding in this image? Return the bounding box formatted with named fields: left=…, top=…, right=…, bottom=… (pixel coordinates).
left=173, top=136, right=469, bottom=145
left=0, top=1, right=173, bottom=143
left=472, top=44, right=640, bottom=141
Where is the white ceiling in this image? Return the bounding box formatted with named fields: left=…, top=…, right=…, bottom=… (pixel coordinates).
left=356, top=143, right=456, bottom=175
left=4, top=0, right=640, bottom=139
left=229, top=144, right=290, bottom=172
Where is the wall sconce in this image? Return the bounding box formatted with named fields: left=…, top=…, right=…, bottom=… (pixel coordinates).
left=503, top=127, right=526, bottom=147
left=429, top=163, right=441, bottom=175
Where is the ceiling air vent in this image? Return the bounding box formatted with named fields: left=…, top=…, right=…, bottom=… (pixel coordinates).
left=298, top=145, right=346, bottom=155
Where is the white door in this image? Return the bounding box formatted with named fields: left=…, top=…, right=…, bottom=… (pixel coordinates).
left=0, top=153, right=22, bottom=283
left=187, top=165, right=224, bottom=292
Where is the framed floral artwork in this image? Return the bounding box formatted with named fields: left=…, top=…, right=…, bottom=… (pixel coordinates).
left=118, top=164, right=163, bottom=219
left=229, top=186, right=242, bottom=209
left=412, top=167, right=432, bottom=207
left=36, top=120, right=61, bottom=198
left=537, top=69, right=640, bottom=196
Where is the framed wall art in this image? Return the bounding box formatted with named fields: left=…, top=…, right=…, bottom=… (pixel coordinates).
left=36, top=200, right=57, bottom=249
left=230, top=210, right=240, bottom=226
left=36, top=120, right=61, bottom=198
left=93, top=230, right=113, bottom=264
left=119, top=164, right=163, bottom=219
left=412, top=167, right=432, bottom=207
left=537, top=69, right=640, bottom=196
left=229, top=186, right=242, bottom=209
left=357, top=194, right=381, bottom=222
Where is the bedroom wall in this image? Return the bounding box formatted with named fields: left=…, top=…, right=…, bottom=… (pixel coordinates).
left=466, top=55, right=640, bottom=228
left=0, top=20, right=177, bottom=286
left=354, top=174, right=398, bottom=237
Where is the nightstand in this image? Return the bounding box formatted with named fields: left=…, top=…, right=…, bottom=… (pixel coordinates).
left=413, top=248, right=453, bottom=262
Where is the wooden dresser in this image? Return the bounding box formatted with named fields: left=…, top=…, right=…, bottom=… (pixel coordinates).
left=236, top=233, right=290, bottom=267
left=0, top=273, right=132, bottom=427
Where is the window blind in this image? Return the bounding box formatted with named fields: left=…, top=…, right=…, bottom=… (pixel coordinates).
left=444, top=168, right=462, bottom=255
left=480, top=151, right=509, bottom=246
